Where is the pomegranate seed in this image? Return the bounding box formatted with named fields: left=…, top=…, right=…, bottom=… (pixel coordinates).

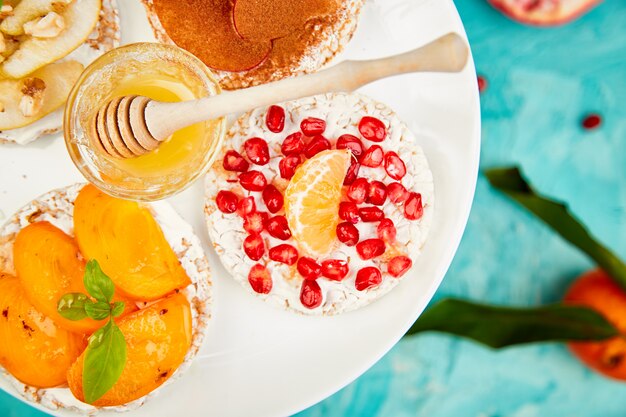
left=388, top=256, right=412, bottom=278
left=239, top=170, right=267, bottom=191
left=355, top=267, right=382, bottom=291
left=216, top=190, right=238, bottom=214
left=281, top=132, right=304, bottom=155
left=300, top=280, right=322, bottom=309
left=243, top=234, right=265, bottom=261
left=582, top=113, right=602, bottom=130
left=236, top=196, right=256, bottom=217
left=360, top=145, right=384, bottom=167
left=243, top=211, right=268, bottom=234
left=300, top=117, right=326, bottom=136
left=336, top=134, right=364, bottom=159
left=359, top=206, right=384, bottom=222
left=223, top=150, right=249, bottom=172
left=244, top=138, right=270, bottom=166
left=343, top=161, right=360, bottom=186
left=297, top=257, right=322, bottom=280
left=336, top=222, right=359, bottom=246
left=384, top=151, right=406, bottom=180
left=304, top=135, right=331, bottom=159
left=279, top=155, right=301, bottom=180
left=262, top=184, right=284, bottom=213
left=358, top=116, right=386, bottom=142
left=266, top=105, right=285, bottom=133
left=347, top=178, right=369, bottom=203
left=265, top=215, right=292, bottom=240
left=477, top=75, right=487, bottom=93
left=377, top=218, right=396, bottom=243
left=339, top=202, right=360, bottom=224
left=387, top=182, right=409, bottom=204
left=248, top=264, right=272, bottom=294
left=367, top=181, right=387, bottom=206
left=404, top=192, right=423, bottom=220
left=268, top=244, right=298, bottom=265
left=321, top=259, right=349, bottom=281
left=356, top=239, right=386, bottom=260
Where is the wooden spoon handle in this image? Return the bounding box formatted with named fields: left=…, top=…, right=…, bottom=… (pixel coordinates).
left=146, top=32, right=468, bottom=140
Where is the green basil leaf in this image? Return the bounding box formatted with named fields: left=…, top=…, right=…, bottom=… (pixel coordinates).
left=84, top=260, right=115, bottom=303
left=110, top=301, right=125, bottom=318
left=84, top=301, right=111, bottom=321
left=57, top=293, right=91, bottom=321
left=486, top=166, right=626, bottom=291
left=406, top=299, right=619, bottom=348
left=83, top=320, right=126, bottom=404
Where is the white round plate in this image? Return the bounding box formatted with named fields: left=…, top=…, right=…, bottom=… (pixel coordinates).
left=0, top=0, right=480, bottom=416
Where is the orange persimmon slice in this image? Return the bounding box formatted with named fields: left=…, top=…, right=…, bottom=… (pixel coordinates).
left=67, top=293, right=192, bottom=406
left=0, top=273, right=86, bottom=388
left=73, top=184, right=191, bottom=301
left=13, top=221, right=135, bottom=334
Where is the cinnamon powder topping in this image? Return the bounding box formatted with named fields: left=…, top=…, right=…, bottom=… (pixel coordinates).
left=233, top=0, right=338, bottom=41
left=152, top=0, right=272, bottom=72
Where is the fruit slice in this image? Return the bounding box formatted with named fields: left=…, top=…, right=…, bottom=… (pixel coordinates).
left=284, top=149, right=351, bottom=256
left=13, top=221, right=136, bottom=334
left=0, top=0, right=73, bottom=36
left=233, top=0, right=337, bottom=41
left=0, top=273, right=86, bottom=388
left=0, top=60, right=83, bottom=130
left=67, top=293, right=192, bottom=406
left=152, top=0, right=271, bottom=72
left=488, top=0, right=601, bottom=26
left=73, top=184, right=191, bottom=300
left=1, top=0, right=100, bottom=78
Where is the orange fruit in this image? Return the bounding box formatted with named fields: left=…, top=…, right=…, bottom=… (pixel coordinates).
left=67, top=293, right=192, bottom=406
left=13, top=221, right=136, bottom=334
left=73, top=184, right=191, bottom=301
left=284, top=149, right=351, bottom=257
left=0, top=273, right=86, bottom=388
left=564, top=269, right=626, bottom=380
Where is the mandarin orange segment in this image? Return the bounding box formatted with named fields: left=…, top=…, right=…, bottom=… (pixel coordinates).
left=73, top=184, right=191, bottom=301
left=13, top=221, right=136, bottom=334
left=67, top=293, right=192, bottom=406
left=284, top=149, right=351, bottom=256
left=0, top=273, right=86, bottom=388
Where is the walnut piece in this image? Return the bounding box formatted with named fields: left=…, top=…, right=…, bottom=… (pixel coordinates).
left=19, top=77, right=47, bottom=118
left=0, top=101, right=4, bottom=113
left=23, top=11, right=65, bottom=38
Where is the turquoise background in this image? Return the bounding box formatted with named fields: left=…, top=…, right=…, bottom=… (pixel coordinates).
left=2, top=0, right=625, bottom=416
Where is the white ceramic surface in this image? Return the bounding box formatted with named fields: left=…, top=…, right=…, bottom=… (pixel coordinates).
left=0, top=0, right=480, bottom=416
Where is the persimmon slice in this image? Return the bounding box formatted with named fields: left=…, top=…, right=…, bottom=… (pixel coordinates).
left=73, top=184, right=191, bottom=301
left=153, top=0, right=272, bottom=71
left=233, top=0, right=337, bottom=41
left=67, top=293, right=192, bottom=406
left=0, top=273, right=86, bottom=388
left=13, top=221, right=135, bottom=334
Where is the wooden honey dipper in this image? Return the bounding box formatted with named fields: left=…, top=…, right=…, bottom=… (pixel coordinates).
left=91, top=33, right=469, bottom=159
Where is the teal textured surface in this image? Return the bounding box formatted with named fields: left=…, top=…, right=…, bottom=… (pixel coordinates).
left=2, top=0, right=625, bottom=416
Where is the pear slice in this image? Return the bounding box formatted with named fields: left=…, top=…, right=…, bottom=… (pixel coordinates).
left=1, top=0, right=100, bottom=79
left=0, top=60, right=83, bottom=130
left=1, top=0, right=73, bottom=36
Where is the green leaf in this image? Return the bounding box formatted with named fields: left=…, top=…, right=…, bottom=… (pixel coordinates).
left=406, top=299, right=619, bottom=348
left=84, top=260, right=115, bottom=303
left=84, top=301, right=111, bottom=321
left=83, top=319, right=126, bottom=404
left=110, top=301, right=125, bottom=318
left=57, top=293, right=91, bottom=321
left=486, top=166, right=626, bottom=291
